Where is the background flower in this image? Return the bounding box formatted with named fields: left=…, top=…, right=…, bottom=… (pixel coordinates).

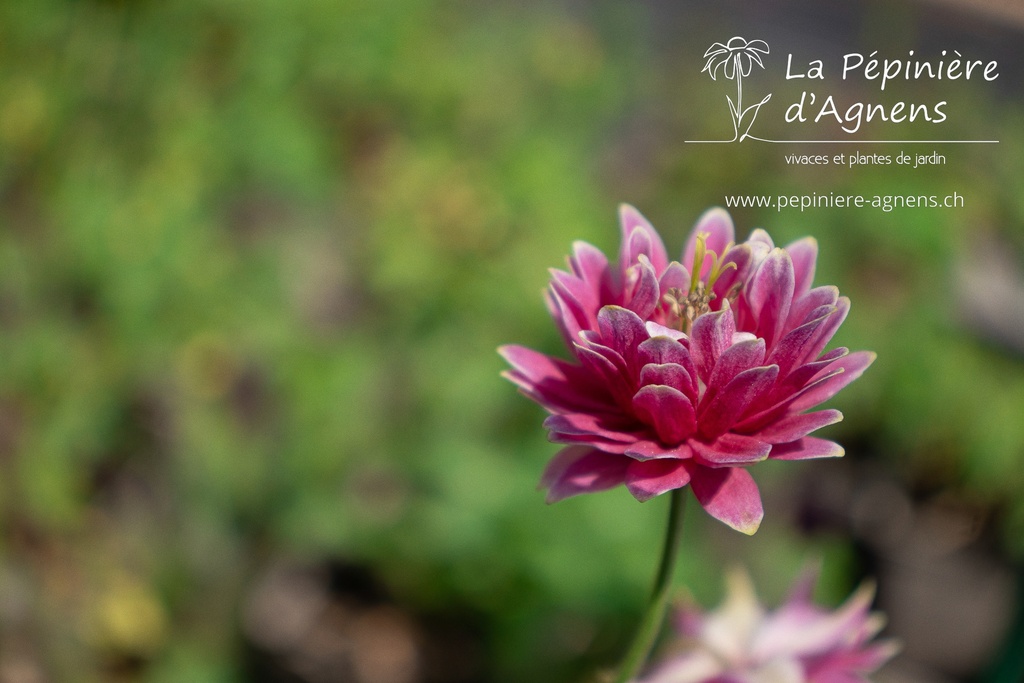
left=638, top=567, right=898, bottom=683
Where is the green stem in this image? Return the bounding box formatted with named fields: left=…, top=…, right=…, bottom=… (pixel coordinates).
left=611, top=488, right=687, bottom=683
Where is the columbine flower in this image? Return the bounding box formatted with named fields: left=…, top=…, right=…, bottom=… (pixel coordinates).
left=499, top=206, right=874, bottom=534
left=637, top=568, right=898, bottom=683
left=702, top=37, right=770, bottom=80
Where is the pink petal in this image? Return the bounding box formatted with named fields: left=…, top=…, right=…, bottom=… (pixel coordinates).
left=625, top=458, right=692, bottom=502
left=788, top=285, right=839, bottom=328
left=597, top=305, right=649, bottom=375
left=568, top=240, right=610, bottom=289
left=736, top=364, right=847, bottom=433
left=623, top=440, right=693, bottom=461
left=633, top=385, right=697, bottom=445
left=789, top=351, right=876, bottom=412
left=690, top=466, right=764, bottom=534
left=623, top=255, right=661, bottom=320
left=683, top=207, right=735, bottom=278
left=549, top=274, right=595, bottom=334
left=770, top=347, right=848, bottom=401
left=543, top=412, right=644, bottom=443
left=711, top=242, right=754, bottom=303
left=545, top=288, right=584, bottom=348
left=747, top=228, right=775, bottom=249
left=697, top=365, right=779, bottom=439
left=638, top=334, right=691, bottom=360
left=499, top=345, right=612, bottom=414
left=785, top=236, right=818, bottom=298
left=640, top=362, right=696, bottom=399
left=766, top=306, right=838, bottom=380
left=638, top=337, right=697, bottom=400
left=549, top=432, right=645, bottom=454
left=747, top=248, right=796, bottom=349
left=706, top=338, right=767, bottom=394
left=619, top=204, right=669, bottom=274
left=691, top=433, right=771, bottom=466
left=755, top=409, right=843, bottom=443
left=644, top=321, right=687, bottom=341
left=795, top=297, right=850, bottom=368
left=813, top=641, right=901, bottom=675
left=658, top=260, right=690, bottom=293
left=759, top=581, right=878, bottom=659
left=690, top=305, right=737, bottom=385
left=768, top=436, right=845, bottom=460
left=573, top=344, right=634, bottom=409
left=540, top=446, right=629, bottom=503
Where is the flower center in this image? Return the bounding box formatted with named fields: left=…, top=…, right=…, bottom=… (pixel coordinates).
left=662, top=232, right=737, bottom=334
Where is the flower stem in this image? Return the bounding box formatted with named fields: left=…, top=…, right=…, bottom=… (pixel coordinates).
left=612, top=488, right=687, bottom=683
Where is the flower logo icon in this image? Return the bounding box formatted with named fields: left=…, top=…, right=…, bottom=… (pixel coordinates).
left=702, top=37, right=772, bottom=142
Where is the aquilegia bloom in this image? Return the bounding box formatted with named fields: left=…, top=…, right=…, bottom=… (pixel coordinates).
left=499, top=206, right=874, bottom=533
left=637, top=568, right=898, bottom=683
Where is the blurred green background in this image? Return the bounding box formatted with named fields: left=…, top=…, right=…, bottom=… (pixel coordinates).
left=0, top=0, right=1022, bottom=681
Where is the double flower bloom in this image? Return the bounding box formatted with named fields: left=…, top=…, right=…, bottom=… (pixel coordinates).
left=500, top=206, right=874, bottom=534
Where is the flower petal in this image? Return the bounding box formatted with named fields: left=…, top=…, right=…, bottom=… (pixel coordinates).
left=540, top=446, right=629, bottom=503
left=765, top=307, right=838, bottom=380
left=736, top=364, right=847, bottom=433
left=549, top=273, right=595, bottom=335
left=499, top=345, right=612, bottom=414
left=545, top=288, right=585, bottom=348
left=788, top=285, right=839, bottom=328
left=638, top=335, right=694, bottom=367
left=690, top=304, right=737, bottom=386
left=597, top=305, right=649, bottom=375
left=698, top=364, right=779, bottom=439
left=573, top=343, right=634, bottom=409
left=639, top=337, right=698, bottom=401
left=568, top=240, right=610, bottom=290
left=747, top=248, right=795, bottom=349
left=691, top=433, right=771, bottom=466
left=625, top=459, right=692, bottom=502
left=543, top=412, right=644, bottom=443
left=785, top=237, right=818, bottom=299
left=711, top=242, right=756, bottom=304
left=633, top=385, right=697, bottom=445
left=789, top=351, right=876, bottom=412
left=624, top=254, right=661, bottom=320
left=756, top=409, right=843, bottom=443
left=683, top=207, right=735, bottom=279
left=690, top=466, right=764, bottom=534
left=640, top=362, right=696, bottom=398
left=707, top=338, right=767, bottom=394
left=658, top=260, right=691, bottom=294
left=768, top=436, right=845, bottom=460
left=644, top=321, right=687, bottom=341
left=795, top=296, right=850, bottom=368
left=620, top=204, right=669, bottom=274
left=623, top=440, right=693, bottom=460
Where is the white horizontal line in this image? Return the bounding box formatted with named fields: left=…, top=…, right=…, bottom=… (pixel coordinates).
left=685, top=139, right=999, bottom=144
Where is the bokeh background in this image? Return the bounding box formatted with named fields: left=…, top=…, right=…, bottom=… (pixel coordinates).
left=0, top=0, right=1022, bottom=681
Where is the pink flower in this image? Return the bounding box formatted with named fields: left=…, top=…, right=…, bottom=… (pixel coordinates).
left=637, top=568, right=898, bottom=683
left=500, top=206, right=874, bottom=533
